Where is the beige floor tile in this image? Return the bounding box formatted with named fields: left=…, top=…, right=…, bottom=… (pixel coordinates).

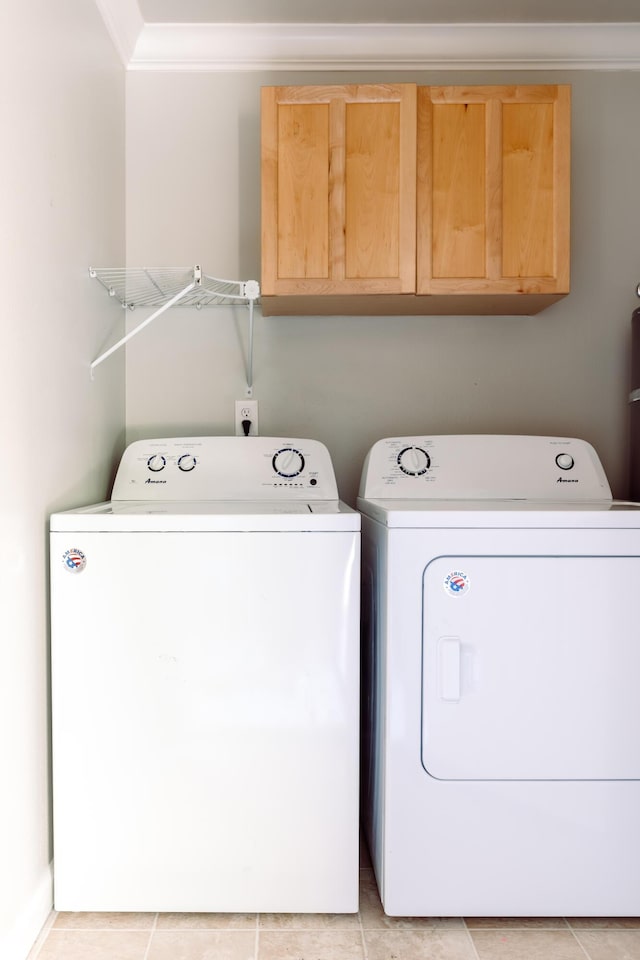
left=258, top=912, right=359, bottom=930
left=53, top=912, right=156, bottom=929
left=465, top=917, right=569, bottom=929
left=35, top=929, right=150, bottom=960
left=358, top=868, right=463, bottom=930
left=572, top=929, right=640, bottom=959
left=568, top=917, right=640, bottom=929
left=156, top=913, right=257, bottom=930
left=470, top=929, right=587, bottom=960
left=364, top=928, right=477, bottom=960
left=257, top=929, right=364, bottom=960
left=146, top=929, right=256, bottom=960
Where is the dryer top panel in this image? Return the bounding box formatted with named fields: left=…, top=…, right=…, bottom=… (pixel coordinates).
left=355, top=497, right=640, bottom=529
left=358, top=435, right=612, bottom=502
left=111, top=437, right=339, bottom=502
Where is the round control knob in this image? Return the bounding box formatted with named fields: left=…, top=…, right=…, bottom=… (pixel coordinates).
left=397, top=446, right=431, bottom=476
left=177, top=454, right=197, bottom=472
left=556, top=453, right=574, bottom=470
left=272, top=447, right=305, bottom=478
left=147, top=454, right=166, bottom=472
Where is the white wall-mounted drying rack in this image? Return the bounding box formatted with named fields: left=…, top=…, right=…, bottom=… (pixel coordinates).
left=89, top=265, right=260, bottom=394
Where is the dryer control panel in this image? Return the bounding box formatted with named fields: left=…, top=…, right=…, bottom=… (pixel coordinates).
left=112, top=437, right=339, bottom=501
left=358, top=435, right=612, bottom=501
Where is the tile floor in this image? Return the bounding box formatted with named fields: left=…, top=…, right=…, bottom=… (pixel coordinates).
left=27, top=853, right=640, bottom=960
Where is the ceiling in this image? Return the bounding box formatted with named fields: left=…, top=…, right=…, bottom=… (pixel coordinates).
left=137, top=0, right=640, bottom=24
left=95, top=0, right=640, bottom=70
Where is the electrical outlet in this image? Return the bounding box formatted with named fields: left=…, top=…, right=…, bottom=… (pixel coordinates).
left=235, top=399, right=259, bottom=436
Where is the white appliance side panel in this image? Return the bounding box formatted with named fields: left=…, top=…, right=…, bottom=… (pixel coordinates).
left=422, top=555, right=640, bottom=780
left=51, top=530, right=359, bottom=913
left=360, top=515, right=388, bottom=900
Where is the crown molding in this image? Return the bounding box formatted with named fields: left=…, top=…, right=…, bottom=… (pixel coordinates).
left=93, top=8, right=640, bottom=72
left=94, top=0, right=145, bottom=64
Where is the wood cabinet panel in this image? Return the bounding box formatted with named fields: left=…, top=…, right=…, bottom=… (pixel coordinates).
left=261, top=84, right=416, bottom=298
left=431, top=102, right=487, bottom=280
left=417, top=85, right=570, bottom=299
left=276, top=103, right=330, bottom=280
left=345, top=102, right=400, bottom=280
left=502, top=101, right=555, bottom=279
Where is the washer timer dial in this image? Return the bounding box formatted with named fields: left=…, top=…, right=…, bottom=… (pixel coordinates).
left=397, top=446, right=431, bottom=476
left=177, top=454, right=197, bottom=472
left=272, top=447, right=305, bottom=478
left=147, top=454, right=166, bottom=472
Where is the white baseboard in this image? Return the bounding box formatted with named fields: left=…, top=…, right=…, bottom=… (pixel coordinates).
left=0, top=864, right=54, bottom=960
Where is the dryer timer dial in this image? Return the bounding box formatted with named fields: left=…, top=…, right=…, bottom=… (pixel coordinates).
left=397, top=446, right=431, bottom=476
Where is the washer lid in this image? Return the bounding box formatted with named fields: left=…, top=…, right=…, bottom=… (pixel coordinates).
left=50, top=499, right=360, bottom=533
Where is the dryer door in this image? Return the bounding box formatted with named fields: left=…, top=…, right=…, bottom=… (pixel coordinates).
left=422, top=555, right=640, bottom=780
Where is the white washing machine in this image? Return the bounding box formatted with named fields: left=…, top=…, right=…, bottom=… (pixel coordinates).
left=50, top=436, right=360, bottom=913
left=358, top=434, right=640, bottom=917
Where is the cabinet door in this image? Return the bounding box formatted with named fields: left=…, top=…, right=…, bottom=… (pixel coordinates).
left=417, top=85, right=570, bottom=298
left=261, top=84, right=416, bottom=298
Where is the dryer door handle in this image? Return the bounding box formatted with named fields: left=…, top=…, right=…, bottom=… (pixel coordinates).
left=438, top=637, right=461, bottom=702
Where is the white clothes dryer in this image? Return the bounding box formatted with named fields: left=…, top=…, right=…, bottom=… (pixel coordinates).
left=50, top=436, right=360, bottom=913
left=358, top=434, right=640, bottom=917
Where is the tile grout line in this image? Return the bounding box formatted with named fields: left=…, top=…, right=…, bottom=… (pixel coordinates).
left=357, top=904, right=369, bottom=960
left=462, top=920, right=581, bottom=930
left=462, top=919, right=482, bottom=960
left=141, top=913, right=159, bottom=960
left=254, top=912, right=260, bottom=960
left=567, top=924, right=596, bottom=960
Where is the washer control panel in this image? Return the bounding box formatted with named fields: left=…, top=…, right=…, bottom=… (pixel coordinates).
left=112, top=437, right=338, bottom=501
left=358, top=435, right=612, bottom=501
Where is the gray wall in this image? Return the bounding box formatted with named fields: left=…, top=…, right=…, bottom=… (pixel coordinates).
left=0, top=4, right=125, bottom=957
left=125, top=70, right=640, bottom=503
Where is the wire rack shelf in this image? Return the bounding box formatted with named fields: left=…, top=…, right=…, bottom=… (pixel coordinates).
left=89, top=265, right=260, bottom=393
left=89, top=265, right=259, bottom=310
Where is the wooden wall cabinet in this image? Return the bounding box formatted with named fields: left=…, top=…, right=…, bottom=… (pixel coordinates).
left=261, top=83, right=570, bottom=317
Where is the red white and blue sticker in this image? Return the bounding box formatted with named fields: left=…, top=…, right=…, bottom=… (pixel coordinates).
left=443, top=570, right=470, bottom=597
left=62, top=548, right=87, bottom=573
